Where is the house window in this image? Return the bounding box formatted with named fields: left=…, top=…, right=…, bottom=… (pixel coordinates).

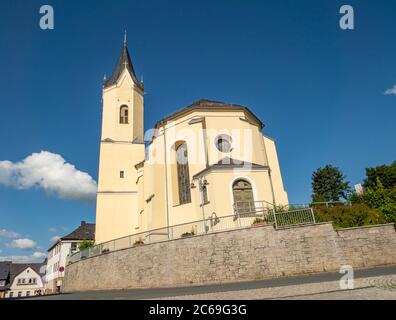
left=17, top=279, right=21, bottom=285
left=0, top=280, right=5, bottom=286
left=21, top=279, right=26, bottom=284
left=26, top=291, right=30, bottom=296
left=120, top=105, right=129, bottom=124
left=33, top=278, right=37, bottom=284
left=17, top=292, right=22, bottom=297
left=71, top=242, right=77, bottom=252
left=215, top=135, right=232, bottom=153
left=9, top=292, right=13, bottom=298
left=120, top=171, right=125, bottom=178
left=176, top=143, right=191, bottom=205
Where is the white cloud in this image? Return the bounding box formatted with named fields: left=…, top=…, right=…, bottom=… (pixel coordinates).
left=48, top=227, right=58, bottom=233
left=50, top=236, right=61, bottom=243
left=9, top=238, right=37, bottom=250
left=384, top=85, right=396, bottom=95
left=0, top=251, right=46, bottom=263
left=0, top=151, right=97, bottom=202
left=0, top=229, right=20, bottom=238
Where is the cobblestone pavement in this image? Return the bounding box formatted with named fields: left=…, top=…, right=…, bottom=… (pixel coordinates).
left=281, top=287, right=396, bottom=300
left=151, top=275, right=396, bottom=300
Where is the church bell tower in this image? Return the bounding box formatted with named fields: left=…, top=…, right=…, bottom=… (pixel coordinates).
left=95, top=33, right=145, bottom=244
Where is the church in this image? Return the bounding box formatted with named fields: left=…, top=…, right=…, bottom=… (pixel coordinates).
left=95, top=36, right=289, bottom=244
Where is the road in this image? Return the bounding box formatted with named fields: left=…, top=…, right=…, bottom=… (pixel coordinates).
left=31, top=265, right=396, bottom=300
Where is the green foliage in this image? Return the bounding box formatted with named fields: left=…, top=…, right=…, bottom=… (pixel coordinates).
left=311, top=165, right=351, bottom=202
left=363, top=161, right=396, bottom=190
left=314, top=204, right=387, bottom=229
left=79, top=240, right=95, bottom=250
left=351, top=184, right=396, bottom=224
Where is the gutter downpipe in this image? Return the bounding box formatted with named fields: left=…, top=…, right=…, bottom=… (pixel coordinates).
left=163, top=125, right=171, bottom=239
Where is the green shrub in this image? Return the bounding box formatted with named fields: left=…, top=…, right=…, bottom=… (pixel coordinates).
left=314, top=204, right=386, bottom=229
left=79, top=240, right=95, bottom=250
left=351, top=185, right=396, bottom=224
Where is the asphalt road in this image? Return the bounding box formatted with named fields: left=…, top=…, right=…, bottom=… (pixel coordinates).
left=30, top=265, right=396, bottom=300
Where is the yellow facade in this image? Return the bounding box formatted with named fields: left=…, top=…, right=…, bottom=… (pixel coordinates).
left=95, top=41, right=288, bottom=244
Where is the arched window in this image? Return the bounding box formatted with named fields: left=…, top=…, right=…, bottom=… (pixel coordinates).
left=176, top=143, right=191, bottom=205
left=233, top=179, right=254, bottom=215
left=120, top=105, right=129, bottom=124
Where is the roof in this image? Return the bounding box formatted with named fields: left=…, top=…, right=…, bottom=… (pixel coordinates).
left=47, top=221, right=95, bottom=252
left=193, top=157, right=269, bottom=179
left=0, top=261, right=11, bottom=282
left=104, top=40, right=143, bottom=90
left=154, top=99, right=264, bottom=129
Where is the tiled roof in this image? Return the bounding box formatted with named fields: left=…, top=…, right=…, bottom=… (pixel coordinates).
left=0, top=261, right=11, bottom=279
left=47, top=221, right=95, bottom=252
left=61, top=221, right=95, bottom=241
left=154, top=99, right=264, bottom=129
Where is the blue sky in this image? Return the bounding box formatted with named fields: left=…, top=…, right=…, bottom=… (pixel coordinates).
left=0, top=0, right=395, bottom=261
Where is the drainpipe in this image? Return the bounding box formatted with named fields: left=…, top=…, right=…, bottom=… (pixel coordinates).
left=163, top=127, right=171, bottom=239
left=268, top=169, right=276, bottom=208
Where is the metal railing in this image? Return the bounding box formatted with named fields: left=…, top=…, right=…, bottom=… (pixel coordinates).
left=233, top=200, right=275, bottom=216
left=273, top=208, right=316, bottom=229
left=232, top=200, right=348, bottom=215
left=67, top=206, right=316, bottom=264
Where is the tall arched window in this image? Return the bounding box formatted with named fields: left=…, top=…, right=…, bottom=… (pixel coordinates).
left=176, top=143, right=191, bottom=205
left=120, top=105, right=129, bottom=124
left=233, top=179, right=254, bottom=215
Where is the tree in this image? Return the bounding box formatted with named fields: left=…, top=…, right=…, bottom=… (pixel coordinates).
left=311, top=165, right=351, bottom=202
left=363, top=161, right=396, bottom=190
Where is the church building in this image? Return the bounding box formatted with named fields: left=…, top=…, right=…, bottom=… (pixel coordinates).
left=95, top=36, right=288, bottom=244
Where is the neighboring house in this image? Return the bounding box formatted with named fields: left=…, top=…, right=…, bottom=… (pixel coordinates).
left=45, top=221, right=95, bottom=294
left=4, top=263, right=45, bottom=298
left=95, top=37, right=289, bottom=244
left=0, top=261, right=11, bottom=299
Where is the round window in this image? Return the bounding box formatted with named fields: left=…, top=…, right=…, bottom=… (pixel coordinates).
left=215, top=135, right=232, bottom=153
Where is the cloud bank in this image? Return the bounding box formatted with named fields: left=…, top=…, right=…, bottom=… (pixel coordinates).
left=0, top=229, right=20, bottom=238
left=384, top=85, right=396, bottom=95
left=9, top=238, right=37, bottom=250
left=0, top=251, right=46, bottom=263
left=0, top=151, right=97, bottom=202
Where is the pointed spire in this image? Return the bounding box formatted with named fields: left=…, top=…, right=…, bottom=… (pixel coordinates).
left=103, top=33, right=143, bottom=90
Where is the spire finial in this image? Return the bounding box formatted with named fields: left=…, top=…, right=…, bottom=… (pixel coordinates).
left=124, top=30, right=127, bottom=47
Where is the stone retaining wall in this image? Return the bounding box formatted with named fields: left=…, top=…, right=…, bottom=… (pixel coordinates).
left=63, top=223, right=396, bottom=292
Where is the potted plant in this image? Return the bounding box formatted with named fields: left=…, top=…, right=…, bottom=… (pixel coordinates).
left=181, top=229, right=195, bottom=238
left=252, top=218, right=267, bottom=227
left=133, top=239, right=145, bottom=246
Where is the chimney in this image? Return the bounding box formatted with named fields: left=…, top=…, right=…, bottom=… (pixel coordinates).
left=81, top=221, right=86, bottom=226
